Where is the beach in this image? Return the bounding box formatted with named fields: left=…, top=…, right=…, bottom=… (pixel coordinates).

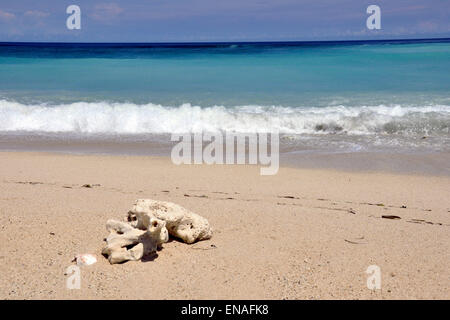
left=0, top=40, right=449, bottom=300
left=0, top=151, right=448, bottom=299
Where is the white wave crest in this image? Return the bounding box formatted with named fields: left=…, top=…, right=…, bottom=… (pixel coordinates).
left=0, top=100, right=449, bottom=136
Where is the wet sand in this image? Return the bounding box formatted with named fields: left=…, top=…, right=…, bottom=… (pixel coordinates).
left=0, top=151, right=449, bottom=299
left=1, top=133, right=449, bottom=176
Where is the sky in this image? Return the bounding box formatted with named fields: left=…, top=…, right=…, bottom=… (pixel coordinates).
left=0, top=0, right=449, bottom=42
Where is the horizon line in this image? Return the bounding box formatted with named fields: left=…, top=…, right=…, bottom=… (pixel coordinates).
left=1, top=37, right=449, bottom=47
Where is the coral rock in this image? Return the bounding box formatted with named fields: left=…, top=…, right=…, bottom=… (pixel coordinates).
left=102, top=218, right=168, bottom=264
left=128, top=199, right=212, bottom=244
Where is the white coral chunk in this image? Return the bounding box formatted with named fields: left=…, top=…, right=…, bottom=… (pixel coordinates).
left=128, top=199, right=212, bottom=244
left=102, top=218, right=168, bottom=264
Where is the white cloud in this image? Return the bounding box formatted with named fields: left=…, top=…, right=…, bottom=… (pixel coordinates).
left=0, top=10, right=15, bottom=21
left=24, top=10, right=50, bottom=19
left=90, top=3, right=124, bottom=22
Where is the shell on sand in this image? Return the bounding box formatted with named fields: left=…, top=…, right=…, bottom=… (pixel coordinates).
left=75, top=254, right=97, bottom=266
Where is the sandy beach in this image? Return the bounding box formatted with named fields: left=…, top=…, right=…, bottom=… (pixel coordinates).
left=0, top=151, right=448, bottom=299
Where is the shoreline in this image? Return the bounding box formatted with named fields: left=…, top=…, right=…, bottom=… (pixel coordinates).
left=1, top=144, right=449, bottom=176
left=0, top=151, right=449, bottom=299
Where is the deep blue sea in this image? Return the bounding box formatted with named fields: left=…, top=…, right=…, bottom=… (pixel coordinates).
left=0, top=39, right=449, bottom=153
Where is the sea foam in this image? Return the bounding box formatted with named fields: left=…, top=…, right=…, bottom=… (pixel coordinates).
left=0, top=100, right=449, bottom=136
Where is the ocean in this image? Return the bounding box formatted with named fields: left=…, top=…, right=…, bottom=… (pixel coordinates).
left=0, top=39, right=449, bottom=157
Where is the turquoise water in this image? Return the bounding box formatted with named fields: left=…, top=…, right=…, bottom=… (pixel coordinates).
left=1, top=40, right=449, bottom=106
left=0, top=40, right=449, bottom=152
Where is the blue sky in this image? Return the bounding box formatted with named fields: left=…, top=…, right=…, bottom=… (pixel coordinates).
left=0, top=0, right=449, bottom=42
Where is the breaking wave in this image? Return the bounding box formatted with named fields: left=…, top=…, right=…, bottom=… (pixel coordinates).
left=0, top=100, right=449, bottom=136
